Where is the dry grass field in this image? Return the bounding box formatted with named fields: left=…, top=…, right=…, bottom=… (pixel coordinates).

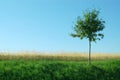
left=0, top=51, right=120, bottom=61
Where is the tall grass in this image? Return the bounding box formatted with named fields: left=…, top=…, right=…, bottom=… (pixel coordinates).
left=0, top=52, right=120, bottom=80
left=0, top=60, right=120, bottom=80
left=0, top=52, right=120, bottom=61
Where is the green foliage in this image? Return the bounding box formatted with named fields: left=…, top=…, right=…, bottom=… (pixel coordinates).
left=71, top=9, right=105, bottom=64
left=71, top=9, right=105, bottom=42
left=0, top=60, right=120, bottom=80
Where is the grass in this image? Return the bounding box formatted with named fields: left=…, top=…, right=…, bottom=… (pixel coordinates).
left=0, top=60, right=120, bottom=80
left=0, top=52, right=120, bottom=61
left=0, top=52, right=120, bottom=80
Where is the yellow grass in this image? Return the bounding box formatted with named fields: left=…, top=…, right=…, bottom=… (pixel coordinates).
left=0, top=51, right=120, bottom=61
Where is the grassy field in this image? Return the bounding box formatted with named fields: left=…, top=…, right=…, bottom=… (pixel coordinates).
left=0, top=52, right=120, bottom=80
left=0, top=52, right=120, bottom=61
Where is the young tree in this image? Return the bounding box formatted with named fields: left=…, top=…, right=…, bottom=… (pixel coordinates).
left=71, top=9, right=105, bottom=64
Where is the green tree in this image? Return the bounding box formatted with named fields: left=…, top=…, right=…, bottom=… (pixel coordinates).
left=71, top=9, right=105, bottom=64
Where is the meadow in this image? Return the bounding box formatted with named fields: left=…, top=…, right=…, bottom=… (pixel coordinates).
left=0, top=52, right=120, bottom=80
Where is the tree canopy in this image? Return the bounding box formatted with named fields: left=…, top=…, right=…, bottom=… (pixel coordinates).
left=71, top=9, right=105, bottom=42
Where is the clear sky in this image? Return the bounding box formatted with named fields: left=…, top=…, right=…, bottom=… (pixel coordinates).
left=0, top=0, right=120, bottom=53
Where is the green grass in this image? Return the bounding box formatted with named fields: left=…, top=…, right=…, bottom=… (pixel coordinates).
left=0, top=60, right=120, bottom=80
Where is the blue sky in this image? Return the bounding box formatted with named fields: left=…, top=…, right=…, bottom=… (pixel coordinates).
left=0, top=0, right=120, bottom=53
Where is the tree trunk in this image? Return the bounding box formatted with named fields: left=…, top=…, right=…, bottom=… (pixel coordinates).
left=88, top=40, right=91, bottom=65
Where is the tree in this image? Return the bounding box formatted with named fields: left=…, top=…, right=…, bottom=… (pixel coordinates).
left=71, top=9, right=105, bottom=64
